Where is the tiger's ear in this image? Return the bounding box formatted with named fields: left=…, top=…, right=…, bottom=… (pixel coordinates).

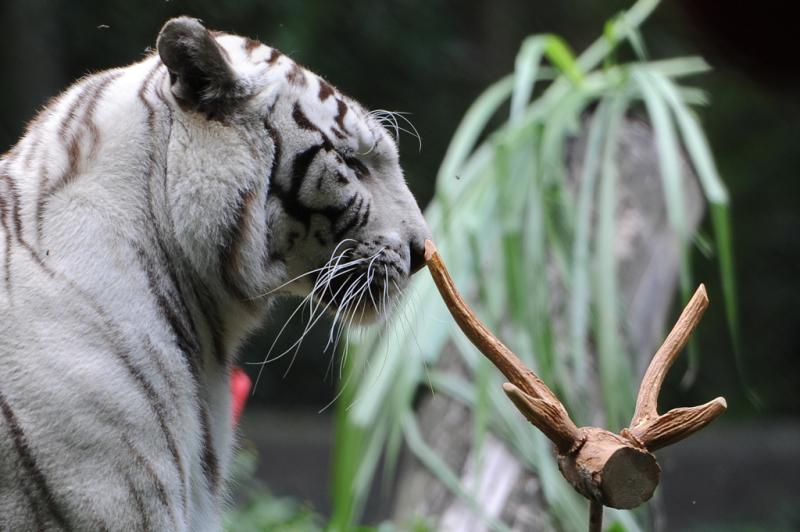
left=157, top=17, right=238, bottom=117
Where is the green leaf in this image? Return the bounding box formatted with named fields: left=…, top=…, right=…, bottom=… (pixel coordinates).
left=544, top=35, right=583, bottom=85
left=511, top=37, right=547, bottom=124
left=634, top=69, right=695, bottom=378
left=436, top=76, right=514, bottom=201
left=569, top=99, right=609, bottom=391
left=594, top=92, right=636, bottom=427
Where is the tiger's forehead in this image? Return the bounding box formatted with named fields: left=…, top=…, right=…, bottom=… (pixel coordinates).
left=213, top=32, right=394, bottom=158
left=213, top=32, right=381, bottom=148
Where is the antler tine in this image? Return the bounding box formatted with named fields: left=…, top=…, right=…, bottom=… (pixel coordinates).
left=631, top=397, right=727, bottom=451
left=631, top=284, right=709, bottom=430
left=424, top=240, right=581, bottom=450
left=503, top=383, right=582, bottom=452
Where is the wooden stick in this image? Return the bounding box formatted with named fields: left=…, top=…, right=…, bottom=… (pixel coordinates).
left=589, top=500, right=603, bottom=532
left=423, top=239, right=727, bottom=518
left=628, top=397, right=727, bottom=451
left=631, top=285, right=709, bottom=427
left=502, top=382, right=581, bottom=453
left=425, top=240, right=581, bottom=452
left=628, top=284, right=728, bottom=449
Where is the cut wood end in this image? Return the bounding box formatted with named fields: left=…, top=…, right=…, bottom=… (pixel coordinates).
left=502, top=382, right=532, bottom=408
left=502, top=382, right=517, bottom=394
left=424, top=239, right=438, bottom=262
left=696, top=283, right=709, bottom=304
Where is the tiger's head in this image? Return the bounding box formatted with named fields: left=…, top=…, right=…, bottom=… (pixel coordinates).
left=156, top=17, right=430, bottom=324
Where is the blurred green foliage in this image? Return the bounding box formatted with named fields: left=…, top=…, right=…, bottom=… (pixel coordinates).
left=331, top=0, right=738, bottom=529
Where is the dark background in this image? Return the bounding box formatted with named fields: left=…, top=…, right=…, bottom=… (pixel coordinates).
left=2, top=0, right=798, bottom=527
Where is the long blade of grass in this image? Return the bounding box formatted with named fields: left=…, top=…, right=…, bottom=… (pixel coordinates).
left=635, top=69, right=696, bottom=378
left=401, top=413, right=513, bottom=532
left=594, top=92, right=636, bottom=427
left=436, top=76, right=514, bottom=200
left=569, top=99, right=610, bottom=392
left=511, top=37, right=546, bottom=124
left=650, top=73, right=728, bottom=204
left=652, top=73, right=748, bottom=395
left=544, top=35, right=584, bottom=85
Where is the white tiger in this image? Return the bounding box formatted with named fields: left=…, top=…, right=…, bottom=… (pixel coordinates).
left=0, top=17, right=430, bottom=531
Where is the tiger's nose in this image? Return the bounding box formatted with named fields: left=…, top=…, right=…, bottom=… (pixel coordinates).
left=408, top=240, right=426, bottom=275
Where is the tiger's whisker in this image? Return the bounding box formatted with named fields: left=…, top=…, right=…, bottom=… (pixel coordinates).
left=252, top=239, right=357, bottom=299
left=250, top=265, right=358, bottom=381
left=338, top=277, right=372, bottom=379
left=326, top=272, right=368, bottom=351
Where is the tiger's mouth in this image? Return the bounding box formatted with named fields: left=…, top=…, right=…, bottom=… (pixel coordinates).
left=310, top=243, right=408, bottom=324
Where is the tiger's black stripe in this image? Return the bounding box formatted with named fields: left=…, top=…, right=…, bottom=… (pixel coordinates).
left=266, top=48, right=283, bottom=65
left=36, top=72, right=123, bottom=242
left=269, top=144, right=323, bottom=230
left=81, top=386, right=174, bottom=531
left=121, top=433, right=172, bottom=518
left=263, top=123, right=285, bottom=267
left=269, top=140, right=365, bottom=238
left=265, top=122, right=283, bottom=182
left=19, top=479, right=46, bottom=532
left=145, top=64, right=224, bottom=379
left=289, top=145, right=323, bottom=196
left=189, top=278, right=228, bottom=366
left=291, top=102, right=337, bottom=156
left=318, top=79, right=335, bottom=101
left=22, top=130, right=43, bottom=172
left=124, top=471, right=151, bottom=532
left=359, top=202, right=371, bottom=228
left=138, top=61, right=205, bottom=370
left=0, top=171, right=23, bottom=240
left=56, top=78, right=95, bottom=143
left=334, top=98, right=349, bottom=131
left=333, top=195, right=364, bottom=240
left=292, top=102, right=318, bottom=132
left=99, top=327, right=189, bottom=515
left=286, top=62, right=307, bottom=86
left=1, top=194, right=11, bottom=293
left=219, top=186, right=259, bottom=306
left=45, top=72, right=122, bottom=196
left=135, top=242, right=200, bottom=374
left=199, top=405, right=220, bottom=496
left=145, top=328, right=220, bottom=507
left=138, top=61, right=162, bottom=129
left=0, top=389, right=71, bottom=530
left=345, top=156, right=369, bottom=180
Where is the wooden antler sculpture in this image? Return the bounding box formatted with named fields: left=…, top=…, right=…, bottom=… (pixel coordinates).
left=424, top=240, right=727, bottom=531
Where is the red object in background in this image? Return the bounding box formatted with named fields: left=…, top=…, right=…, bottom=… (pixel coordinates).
left=230, top=367, right=252, bottom=427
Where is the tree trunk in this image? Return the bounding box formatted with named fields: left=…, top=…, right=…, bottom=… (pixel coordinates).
left=392, top=116, right=705, bottom=530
